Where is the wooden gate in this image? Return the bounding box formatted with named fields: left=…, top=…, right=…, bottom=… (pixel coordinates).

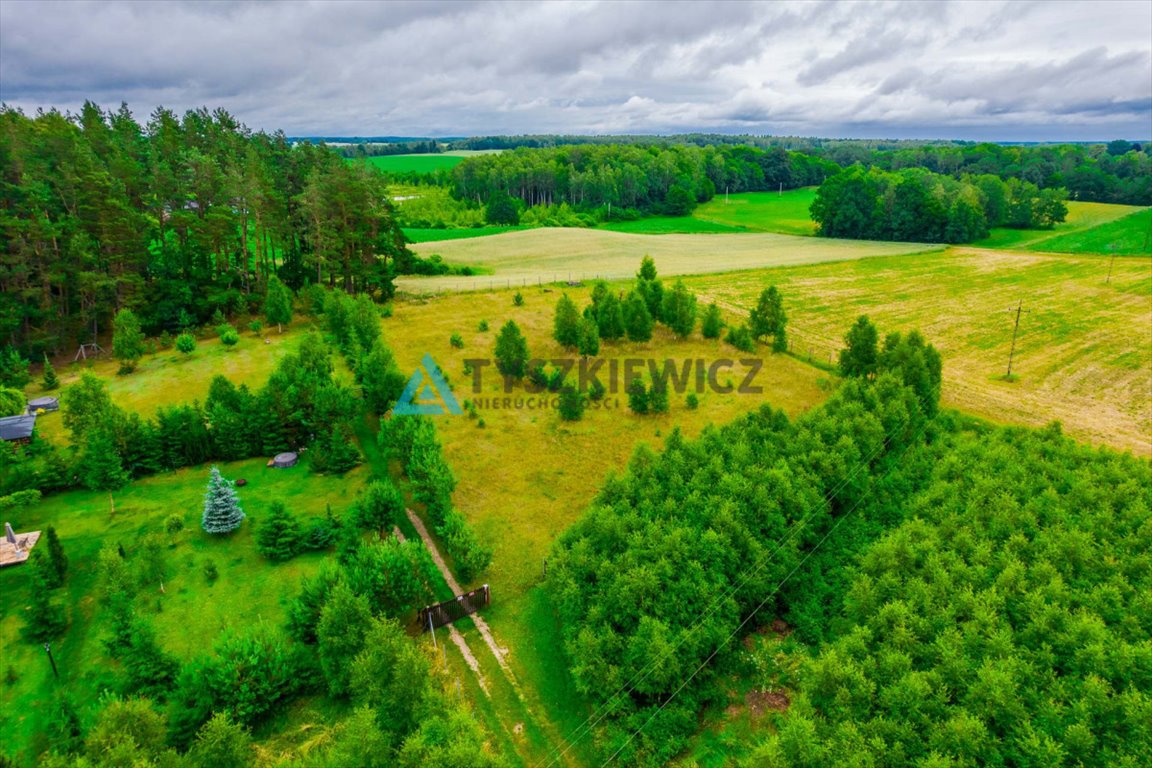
left=419, top=584, right=491, bottom=630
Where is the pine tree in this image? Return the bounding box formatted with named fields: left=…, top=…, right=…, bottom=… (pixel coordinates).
left=202, top=466, right=245, bottom=534
left=623, top=291, right=654, bottom=342
left=318, top=581, right=373, bottom=697
left=23, top=548, right=66, bottom=641
left=0, top=346, right=30, bottom=389
left=175, top=332, right=196, bottom=355
left=44, top=526, right=68, bottom=587
left=553, top=294, right=582, bottom=348
left=255, top=501, right=301, bottom=561
left=311, top=423, right=362, bottom=475
left=355, top=479, right=405, bottom=536
left=637, top=255, right=658, bottom=282
left=264, top=274, right=293, bottom=333
left=577, top=317, right=600, bottom=357
left=701, top=303, right=724, bottom=339
left=112, top=308, right=146, bottom=373
left=494, top=320, right=530, bottom=379
left=41, top=355, right=59, bottom=390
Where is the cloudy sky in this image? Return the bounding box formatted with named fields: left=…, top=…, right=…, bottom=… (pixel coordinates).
left=1, top=0, right=1150, bottom=140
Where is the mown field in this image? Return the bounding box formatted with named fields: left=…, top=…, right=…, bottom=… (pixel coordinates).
left=690, top=188, right=820, bottom=235
left=400, top=228, right=942, bottom=291
left=684, top=248, right=1152, bottom=455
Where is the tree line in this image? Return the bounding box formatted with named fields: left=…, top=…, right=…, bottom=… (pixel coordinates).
left=448, top=143, right=838, bottom=217
left=0, top=102, right=411, bottom=357
left=810, top=166, right=1068, bottom=243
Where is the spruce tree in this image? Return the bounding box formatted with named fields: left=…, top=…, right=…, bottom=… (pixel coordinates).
left=701, top=303, right=724, bottom=339
left=41, top=355, right=59, bottom=390
left=623, top=291, right=654, bottom=342
left=553, top=294, right=582, bottom=349
left=558, top=385, right=586, bottom=421
left=661, top=280, right=698, bottom=338
left=44, top=526, right=68, bottom=587
left=255, top=501, right=301, bottom=561
left=494, top=320, right=530, bottom=379
left=201, top=466, right=245, bottom=534
left=597, top=291, right=625, bottom=340
left=577, top=317, right=600, bottom=357
left=627, top=378, right=649, bottom=415
left=23, top=548, right=66, bottom=641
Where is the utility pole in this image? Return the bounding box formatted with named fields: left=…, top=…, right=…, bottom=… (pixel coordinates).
left=1005, top=301, right=1031, bottom=378
left=725, top=185, right=729, bottom=204
left=44, top=643, right=59, bottom=679
left=1106, top=244, right=1116, bottom=284
left=779, top=181, right=783, bottom=196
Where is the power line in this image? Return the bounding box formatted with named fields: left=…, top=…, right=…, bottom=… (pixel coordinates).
left=600, top=418, right=931, bottom=766
left=536, top=399, right=923, bottom=768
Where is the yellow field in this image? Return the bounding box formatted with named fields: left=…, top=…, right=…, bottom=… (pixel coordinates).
left=399, top=227, right=943, bottom=292
left=685, top=248, right=1152, bottom=455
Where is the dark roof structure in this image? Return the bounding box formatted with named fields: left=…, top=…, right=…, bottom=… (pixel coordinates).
left=0, top=414, right=36, bottom=442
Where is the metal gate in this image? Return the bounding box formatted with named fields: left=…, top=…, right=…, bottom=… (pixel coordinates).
left=419, top=584, right=490, bottom=630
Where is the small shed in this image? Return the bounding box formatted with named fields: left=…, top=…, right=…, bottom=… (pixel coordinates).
left=27, top=396, right=59, bottom=414
left=0, top=522, right=41, bottom=567
left=0, top=414, right=36, bottom=444
left=268, top=452, right=298, bottom=469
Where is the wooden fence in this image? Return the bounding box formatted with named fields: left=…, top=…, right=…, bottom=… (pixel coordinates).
left=419, top=584, right=491, bottom=631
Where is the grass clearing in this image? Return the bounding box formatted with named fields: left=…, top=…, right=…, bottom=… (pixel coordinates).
left=399, top=227, right=941, bottom=292
left=598, top=217, right=748, bottom=235
left=360, top=150, right=500, bottom=175
left=683, top=248, right=1152, bottom=455
left=690, top=188, right=819, bottom=236
left=404, top=225, right=529, bottom=243
left=1025, top=207, right=1151, bottom=255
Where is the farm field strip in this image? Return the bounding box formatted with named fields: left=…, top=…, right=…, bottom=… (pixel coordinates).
left=400, top=227, right=941, bottom=292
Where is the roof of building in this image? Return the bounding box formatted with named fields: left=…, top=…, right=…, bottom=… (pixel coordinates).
left=0, top=414, right=36, bottom=441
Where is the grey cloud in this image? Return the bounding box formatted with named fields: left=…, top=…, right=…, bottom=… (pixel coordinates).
left=0, top=0, right=1149, bottom=140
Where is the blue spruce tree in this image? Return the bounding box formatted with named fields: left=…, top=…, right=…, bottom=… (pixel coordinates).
left=201, top=466, right=245, bottom=534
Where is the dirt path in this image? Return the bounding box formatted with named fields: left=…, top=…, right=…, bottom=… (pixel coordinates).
left=405, top=509, right=522, bottom=690
left=395, top=523, right=490, bottom=695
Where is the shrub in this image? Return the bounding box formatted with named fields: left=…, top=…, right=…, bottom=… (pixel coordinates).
left=559, top=385, right=586, bottom=421
left=203, top=560, right=219, bottom=584
left=449, top=333, right=464, bottom=349
left=165, top=515, right=185, bottom=535
left=686, top=392, right=699, bottom=409
left=725, top=324, right=755, bottom=353
left=477, top=319, right=489, bottom=332
left=513, top=291, right=524, bottom=307
left=175, top=332, right=196, bottom=355
left=247, top=320, right=263, bottom=337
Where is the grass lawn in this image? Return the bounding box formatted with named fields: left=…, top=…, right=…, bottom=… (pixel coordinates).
left=691, top=188, right=819, bottom=236
left=1026, top=207, right=1151, bottom=256
left=683, top=248, right=1152, bottom=455
left=359, top=150, right=499, bottom=175
left=399, top=228, right=942, bottom=292
left=404, top=226, right=529, bottom=243
left=0, top=457, right=372, bottom=762
left=598, top=217, right=748, bottom=235
left=31, top=327, right=314, bottom=446
left=972, top=201, right=1147, bottom=252
left=382, top=286, right=832, bottom=762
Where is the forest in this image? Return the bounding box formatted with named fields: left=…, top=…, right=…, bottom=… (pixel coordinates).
left=0, top=103, right=411, bottom=356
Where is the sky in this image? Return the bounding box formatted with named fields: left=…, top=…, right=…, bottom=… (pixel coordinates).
left=1, top=0, right=1150, bottom=141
